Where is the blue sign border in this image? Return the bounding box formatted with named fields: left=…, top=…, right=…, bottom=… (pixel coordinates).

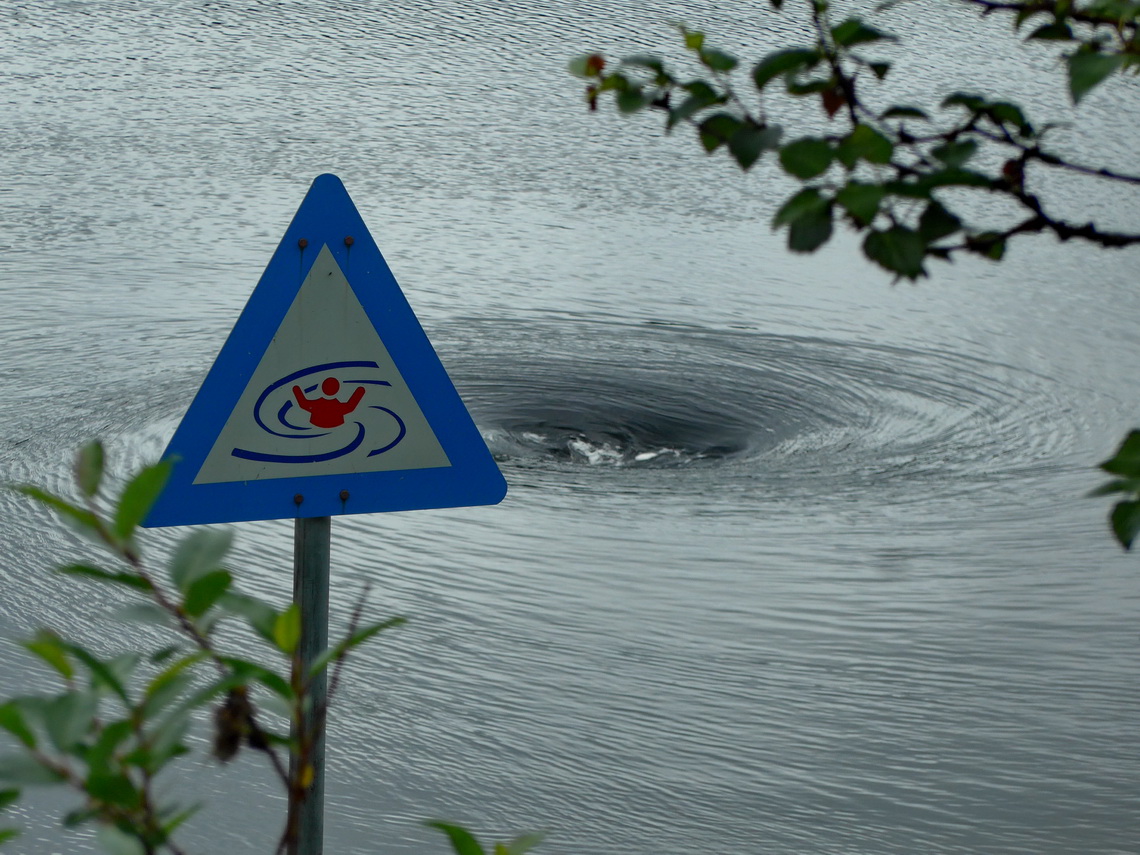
left=143, top=174, right=507, bottom=527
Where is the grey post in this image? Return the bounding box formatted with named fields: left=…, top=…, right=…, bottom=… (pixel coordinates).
left=290, top=515, right=332, bottom=855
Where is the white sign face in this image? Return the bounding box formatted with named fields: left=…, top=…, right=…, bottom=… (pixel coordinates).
left=194, top=245, right=451, bottom=484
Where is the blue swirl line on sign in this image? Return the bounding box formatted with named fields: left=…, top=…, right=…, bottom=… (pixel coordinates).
left=277, top=400, right=311, bottom=431
left=232, top=423, right=367, bottom=463
left=252, top=360, right=381, bottom=439
left=366, top=406, right=407, bottom=457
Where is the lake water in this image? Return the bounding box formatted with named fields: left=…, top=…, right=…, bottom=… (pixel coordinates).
left=1, top=1, right=1138, bottom=853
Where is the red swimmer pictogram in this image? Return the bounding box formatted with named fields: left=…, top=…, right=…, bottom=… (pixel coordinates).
left=231, top=360, right=405, bottom=465
left=292, top=377, right=366, bottom=429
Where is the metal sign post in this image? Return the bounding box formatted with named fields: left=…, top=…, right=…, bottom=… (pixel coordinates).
left=290, top=515, right=331, bottom=855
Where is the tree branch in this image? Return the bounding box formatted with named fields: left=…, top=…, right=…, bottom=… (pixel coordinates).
left=958, top=0, right=1139, bottom=33
left=1031, top=148, right=1140, bottom=184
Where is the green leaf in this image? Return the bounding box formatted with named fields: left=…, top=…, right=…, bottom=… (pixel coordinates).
left=0, top=754, right=64, bottom=786
left=143, top=653, right=207, bottom=717
left=1067, top=50, right=1125, bottom=103
left=43, top=692, right=98, bottom=752
left=700, top=48, right=738, bottom=72
left=941, top=91, right=987, bottom=112
left=160, top=804, right=201, bottom=839
left=927, top=168, right=994, bottom=189
left=1087, top=479, right=1138, bottom=497
left=12, top=486, right=101, bottom=539
left=880, top=105, right=929, bottom=120
left=831, top=18, right=896, bottom=46
left=309, top=617, right=407, bottom=678
left=1014, top=5, right=1047, bottom=29
left=567, top=55, right=590, bottom=78
left=969, top=232, right=1007, bottom=260
left=216, top=593, right=279, bottom=644
left=772, top=188, right=834, bottom=253
left=835, top=181, right=885, bottom=226
left=773, top=187, right=828, bottom=228
left=113, top=460, right=172, bottom=541
left=728, top=123, right=782, bottom=171
left=68, top=649, right=132, bottom=704
left=168, top=528, right=233, bottom=593
left=54, top=564, right=151, bottom=592
left=863, top=227, right=927, bottom=280
left=787, top=204, right=833, bottom=253
left=597, top=72, right=628, bottom=93
left=218, top=658, right=292, bottom=699
left=752, top=48, right=820, bottom=90
left=273, top=603, right=302, bottom=655
left=779, top=137, right=833, bottom=179
left=0, top=829, right=19, bottom=846
left=931, top=139, right=978, bottom=168
left=697, top=112, right=743, bottom=152
left=869, top=61, right=891, bottom=80
left=101, top=650, right=142, bottom=692
left=986, top=101, right=1034, bottom=136
left=670, top=94, right=718, bottom=130
left=621, top=54, right=664, bottom=73
left=681, top=79, right=718, bottom=101
left=844, top=124, right=893, bottom=164
left=785, top=76, right=834, bottom=96
left=84, top=720, right=134, bottom=777
left=1110, top=500, right=1140, bottom=550
left=1026, top=21, right=1074, bottom=39
left=426, top=821, right=486, bottom=855
left=0, top=704, right=36, bottom=749
left=681, top=28, right=705, bottom=52
left=183, top=570, right=233, bottom=618
left=918, top=200, right=962, bottom=241
left=1100, top=430, right=1140, bottom=478
left=141, top=672, right=196, bottom=726
left=75, top=442, right=105, bottom=499
left=889, top=168, right=994, bottom=196
left=139, top=712, right=191, bottom=770
left=96, top=824, right=146, bottom=855
left=496, top=833, right=546, bottom=855
left=615, top=88, right=647, bottom=113
left=150, top=646, right=183, bottom=664
left=0, top=790, right=18, bottom=813
left=86, top=772, right=140, bottom=809
left=23, top=631, right=74, bottom=682
left=1086, top=0, right=1140, bottom=17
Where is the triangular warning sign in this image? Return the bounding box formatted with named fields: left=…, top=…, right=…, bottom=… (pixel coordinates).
left=144, top=174, right=506, bottom=527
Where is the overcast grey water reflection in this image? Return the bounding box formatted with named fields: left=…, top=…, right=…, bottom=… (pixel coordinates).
left=2, top=1, right=1139, bottom=853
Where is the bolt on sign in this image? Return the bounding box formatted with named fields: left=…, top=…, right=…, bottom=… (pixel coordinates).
left=144, top=174, right=506, bottom=527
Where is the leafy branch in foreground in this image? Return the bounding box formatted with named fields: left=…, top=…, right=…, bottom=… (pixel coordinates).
left=1091, top=430, right=1140, bottom=550
left=570, top=0, right=1139, bottom=281
left=426, top=820, right=544, bottom=855
left=570, top=0, right=1139, bottom=550
left=1, top=441, right=406, bottom=854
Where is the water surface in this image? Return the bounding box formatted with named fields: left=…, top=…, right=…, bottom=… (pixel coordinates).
left=1, top=2, right=1138, bottom=853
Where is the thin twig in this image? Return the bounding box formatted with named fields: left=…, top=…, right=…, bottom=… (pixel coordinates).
left=326, top=581, right=373, bottom=705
